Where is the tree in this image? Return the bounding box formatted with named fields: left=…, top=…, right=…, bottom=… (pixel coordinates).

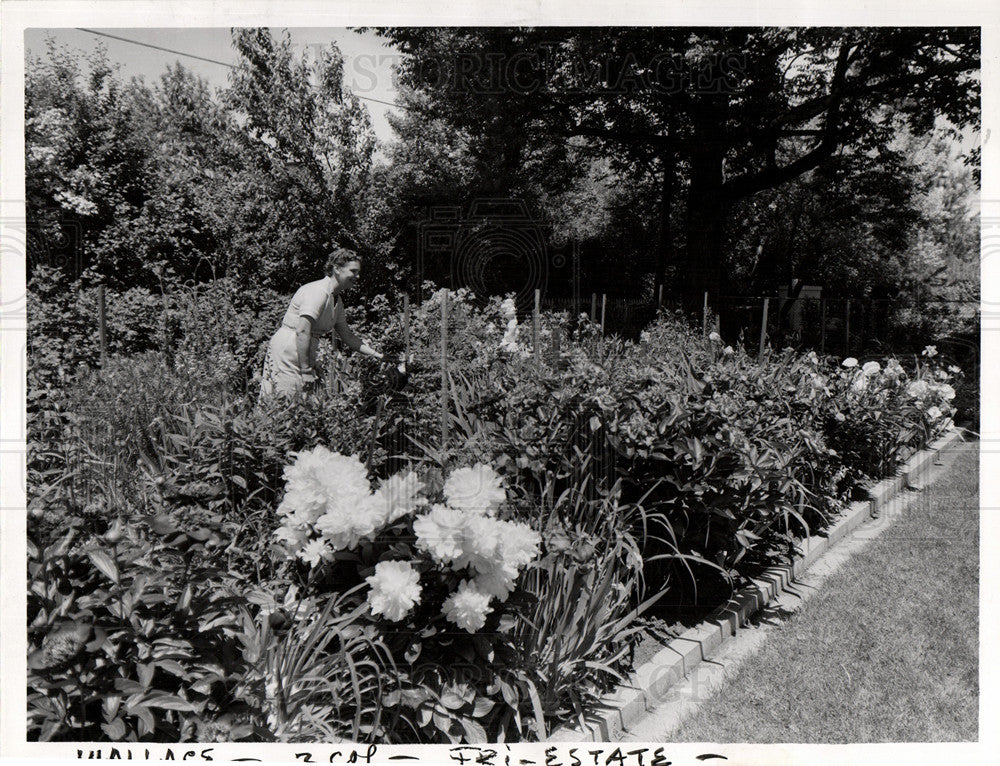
left=376, top=27, right=980, bottom=307
left=223, top=28, right=377, bottom=289
left=25, top=39, right=156, bottom=280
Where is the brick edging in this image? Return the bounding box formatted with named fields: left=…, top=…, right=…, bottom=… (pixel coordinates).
left=545, top=426, right=967, bottom=743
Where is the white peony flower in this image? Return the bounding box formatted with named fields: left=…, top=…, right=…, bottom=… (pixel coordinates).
left=500, top=297, right=517, bottom=321
left=442, top=580, right=493, bottom=632
left=708, top=331, right=722, bottom=342
left=274, top=523, right=311, bottom=551
left=805, top=351, right=819, bottom=365
left=315, top=493, right=382, bottom=551
left=473, top=561, right=519, bottom=600
left=297, top=538, right=334, bottom=568
left=926, top=406, right=943, bottom=421
left=723, top=345, right=734, bottom=356
left=454, top=514, right=504, bottom=573
left=443, top=464, right=507, bottom=515
left=948, top=365, right=962, bottom=374
left=907, top=380, right=930, bottom=399
left=370, top=469, right=425, bottom=526
left=471, top=520, right=540, bottom=600
left=841, top=357, right=858, bottom=368
left=366, top=560, right=421, bottom=621
left=922, top=345, right=938, bottom=358
left=861, top=361, right=881, bottom=376
left=277, top=447, right=372, bottom=529
left=413, top=504, right=468, bottom=564
left=937, top=383, right=956, bottom=401
left=499, top=520, right=542, bottom=569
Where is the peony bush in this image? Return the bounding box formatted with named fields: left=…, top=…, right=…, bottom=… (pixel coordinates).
left=28, top=284, right=969, bottom=744
left=272, top=447, right=540, bottom=635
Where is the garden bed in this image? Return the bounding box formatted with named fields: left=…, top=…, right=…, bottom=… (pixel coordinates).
left=547, top=425, right=966, bottom=742
left=26, top=289, right=967, bottom=743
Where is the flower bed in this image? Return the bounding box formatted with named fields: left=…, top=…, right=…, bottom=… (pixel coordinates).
left=26, top=288, right=962, bottom=743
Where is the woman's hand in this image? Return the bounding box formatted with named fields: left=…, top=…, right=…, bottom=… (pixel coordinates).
left=358, top=342, right=383, bottom=361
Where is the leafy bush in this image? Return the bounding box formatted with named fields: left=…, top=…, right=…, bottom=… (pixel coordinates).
left=27, top=284, right=963, bottom=743
left=27, top=518, right=257, bottom=742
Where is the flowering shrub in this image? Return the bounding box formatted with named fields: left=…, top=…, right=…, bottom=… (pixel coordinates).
left=27, top=282, right=967, bottom=743
left=824, top=346, right=959, bottom=480
left=273, top=447, right=540, bottom=635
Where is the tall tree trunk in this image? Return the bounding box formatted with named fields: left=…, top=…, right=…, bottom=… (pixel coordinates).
left=684, top=148, right=727, bottom=311
left=683, top=95, right=729, bottom=315
left=655, top=152, right=675, bottom=298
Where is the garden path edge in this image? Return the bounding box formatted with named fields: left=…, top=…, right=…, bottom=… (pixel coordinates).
left=545, top=426, right=968, bottom=743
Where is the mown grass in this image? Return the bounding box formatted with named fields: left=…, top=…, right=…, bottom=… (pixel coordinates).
left=670, top=439, right=979, bottom=743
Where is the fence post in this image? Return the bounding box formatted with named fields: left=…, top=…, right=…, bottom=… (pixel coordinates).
left=758, top=297, right=770, bottom=358
left=863, top=297, right=871, bottom=355
left=440, top=291, right=449, bottom=453
left=702, top=291, right=709, bottom=336
left=533, top=289, right=541, bottom=372
left=657, top=284, right=664, bottom=311
left=600, top=294, right=607, bottom=335
left=403, top=293, right=411, bottom=364
left=591, top=293, right=597, bottom=323
left=844, top=299, right=851, bottom=357
left=97, top=284, right=108, bottom=366
left=820, top=298, right=827, bottom=355
left=550, top=320, right=561, bottom=365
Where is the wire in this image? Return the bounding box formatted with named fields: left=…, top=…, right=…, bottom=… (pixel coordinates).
left=76, top=28, right=236, bottom=69
left=74, top=27, right=408, bottom=111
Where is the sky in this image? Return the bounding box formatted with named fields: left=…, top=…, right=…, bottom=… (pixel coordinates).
left=24, top=27, right=403, bottom=143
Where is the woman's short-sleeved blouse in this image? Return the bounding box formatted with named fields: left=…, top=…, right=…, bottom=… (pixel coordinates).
left=280, top=277, right=344, bottom=337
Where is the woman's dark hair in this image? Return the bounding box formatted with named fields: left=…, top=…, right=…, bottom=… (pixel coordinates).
left=324, top=246, right=360, bottom=275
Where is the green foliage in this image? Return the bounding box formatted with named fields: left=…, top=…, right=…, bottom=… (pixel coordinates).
left=27, top=521, right=258, bottom=742
left=27, top=282, right=962, bottom=743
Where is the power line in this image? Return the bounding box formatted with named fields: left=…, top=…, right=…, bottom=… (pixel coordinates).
left=77, top=28, right=236, bottom=69
left=74, top=27, right=409, bottom=111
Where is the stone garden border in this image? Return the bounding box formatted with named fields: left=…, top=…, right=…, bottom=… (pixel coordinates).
left=546, top=426, right=968, bottom=743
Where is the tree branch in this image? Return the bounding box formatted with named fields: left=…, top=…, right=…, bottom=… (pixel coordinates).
left=724, top=43, right=851, bottom=201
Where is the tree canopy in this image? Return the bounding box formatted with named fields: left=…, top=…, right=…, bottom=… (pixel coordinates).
left=376, top=27, right=979, bottom=303
left=25, top=27, right=980, bottom=340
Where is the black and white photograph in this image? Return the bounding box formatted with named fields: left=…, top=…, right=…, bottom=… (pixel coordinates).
left=0, top=2, right=994, bottom=764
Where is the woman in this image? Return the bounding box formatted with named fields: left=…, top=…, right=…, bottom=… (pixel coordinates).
left=260, top=247, right=383, bottom=398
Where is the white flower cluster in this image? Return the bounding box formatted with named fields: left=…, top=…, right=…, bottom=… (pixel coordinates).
left=849, top=360, right=883, bottom=393
left=273, top=451, right=541, bottom=633
left=499, top=298, right=520, bottom=353
left=884, top=358, right=905, bottom=380
left=274, top=447, right=426, bottom=563
left=413, top=463, right=540, bottom=632
left=906, top=379, right=955, bottom=403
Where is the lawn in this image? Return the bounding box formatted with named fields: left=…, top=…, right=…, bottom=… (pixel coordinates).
left=669, top=439, right=979, bottom=743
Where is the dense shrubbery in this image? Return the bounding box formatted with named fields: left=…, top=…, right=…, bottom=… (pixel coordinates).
left=27, top=286, right=963, bottom=743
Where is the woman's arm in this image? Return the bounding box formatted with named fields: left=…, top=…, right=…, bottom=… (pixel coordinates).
left=334, top=310, right=383, bottom=360
left=295, top=315, right=317, bottom=378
